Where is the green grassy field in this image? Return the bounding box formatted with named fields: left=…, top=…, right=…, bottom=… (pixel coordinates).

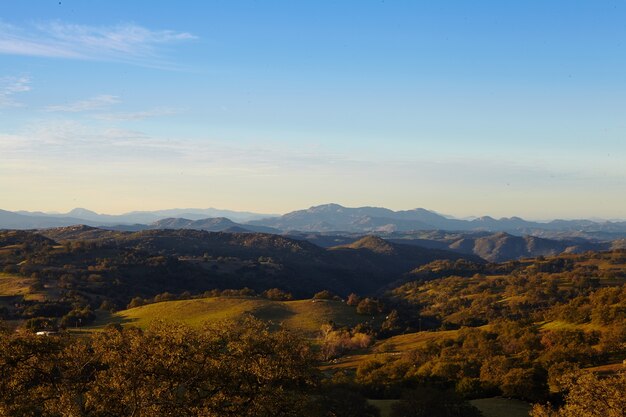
left=90, top=297, right=376, bottom=338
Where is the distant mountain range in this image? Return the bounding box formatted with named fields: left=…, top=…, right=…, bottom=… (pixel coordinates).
left=2, top=203, right=626, bottom=241
left=0, top=207, right=275, bottom=229
left=150, top=217, right=280, bottom=234
left=248, top=203, right=626, bottom=238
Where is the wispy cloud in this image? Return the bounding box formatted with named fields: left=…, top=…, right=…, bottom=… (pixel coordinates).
left=0, top=21, right=196, bottom=66
left=5, top=119, right=620, bottom=185
left=0, top=75, right=31, bottom=108
left=45, top=94, right=120, bottom=112
left=95, top=107, right=179, bottom=121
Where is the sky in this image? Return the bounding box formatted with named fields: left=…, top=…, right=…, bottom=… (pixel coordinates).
left=1, top=1, right=625, bottom=219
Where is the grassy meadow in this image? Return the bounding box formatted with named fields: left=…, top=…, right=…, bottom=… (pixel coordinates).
left=88, top=297, right=379, bottom=338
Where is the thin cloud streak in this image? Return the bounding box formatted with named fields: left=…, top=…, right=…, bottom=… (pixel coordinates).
left=0, top=75, right=31, bottom=108
left=0, top=21, right=196, bottom=66
left=2, top=119, right=619, bottom=183
left=94, top=107, right=180, bottom=121
left=45, top=95, right=121, bottom=112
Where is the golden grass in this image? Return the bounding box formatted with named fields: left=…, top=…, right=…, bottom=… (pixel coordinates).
left=89, top=297, right=374, bottom=338
left=322, top=330, right=459, bottom=371
left=585, top=362, right=625, bottom=375
left=376, top=329, right=458, bottom=352
left=0, top=272, right=37, bottom=297
left=539, top=320, right=604, bottom=332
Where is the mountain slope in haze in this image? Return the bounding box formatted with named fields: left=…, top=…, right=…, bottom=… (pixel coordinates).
left=6, top=203, right=626, bottom=240
left=248, top=203, right=626, bottom=236
left=247, top=204, right=442, bottom=232
left=328, top=235, right=485, bottom=279
left=151, top=217, right=279, bottom=234
left=0, top=209, right=96, bottom=229
left=122, top=208, right=277, bottom=223
left=392, top=232, right=611, bottom=262
left=9, top=207, right=276, bottom=228
left=449, top=232, right=575, bottom=262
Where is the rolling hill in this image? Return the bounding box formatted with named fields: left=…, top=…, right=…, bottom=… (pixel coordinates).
left=4, top=229, right=481, bottom=304
left=402, top=231, right=607, bottom=262
left=91, top=297, right=378, bottom=338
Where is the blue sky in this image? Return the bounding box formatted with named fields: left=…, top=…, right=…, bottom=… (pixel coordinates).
left=1, top=1, right=625, bottom=219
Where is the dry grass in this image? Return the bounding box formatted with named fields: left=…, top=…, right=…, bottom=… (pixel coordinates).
left=0, top=272, right=35, bottom=296
left=375, top=329, right=458, bottom=352
left=88, top=297, right=375, bottom=338
left=539, top=320, right=604, bottom=332
left=322, top=330, right=458, bottom=371
left=585, top=362, right=625, bottom=375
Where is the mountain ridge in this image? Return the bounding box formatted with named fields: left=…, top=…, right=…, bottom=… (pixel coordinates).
left=247, top=203, right=626, bottom=236
left=3, top=203, right=626, bottom=241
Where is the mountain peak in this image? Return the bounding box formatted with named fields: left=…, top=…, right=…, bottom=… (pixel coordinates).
left=344, top=235, right=397, bottom=254
left=67, top=208, right=99, bottom=217
left=307, top=203, right=346, bottom=212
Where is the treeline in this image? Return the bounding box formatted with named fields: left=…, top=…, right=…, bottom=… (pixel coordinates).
left=391, top=253, right=626, bottom=330
left=126, top=287, right=294, bottom=309
left=0, top=317, right=384, bottom=417
left=344, top=251, right=626, bottom=412
left=353, top=319, right=623, bottom=402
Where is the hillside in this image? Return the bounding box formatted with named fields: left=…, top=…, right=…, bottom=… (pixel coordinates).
left=448, top=232, right=590, bottom=262
left=40, top=226, right=613, bottom=263
left=387, top=231, right=613, bottom=262
left=0, top=229, right=479, bottom=312
left=2, top=230, right=625, bottom=417
left=92, top=297, right=378, bottom=338
left=329, top=235, right=484, bottom=277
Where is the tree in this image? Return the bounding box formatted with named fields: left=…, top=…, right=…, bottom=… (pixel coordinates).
left=127, top=296, right=145, bottom=309
left=0, top=318, right=320, bottom=417
left=346, top=293, right=361, bottom=306
left=531, top=371, right=626, bottom=417
left=356, top=298, right=383, bottom=315
left=313, top=290, right=335, bottom=300
left=501, top=367, right=548, bottom=402
left=262, top=288, right=293, bottom=301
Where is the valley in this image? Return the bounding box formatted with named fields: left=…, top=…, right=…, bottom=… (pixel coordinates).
left=1, top=224, right=625, bottom=416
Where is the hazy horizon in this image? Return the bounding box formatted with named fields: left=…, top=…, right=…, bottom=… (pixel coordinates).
left=2, top=1, right=626, bottom=219
left=3, top=203, right=625, bottom=223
